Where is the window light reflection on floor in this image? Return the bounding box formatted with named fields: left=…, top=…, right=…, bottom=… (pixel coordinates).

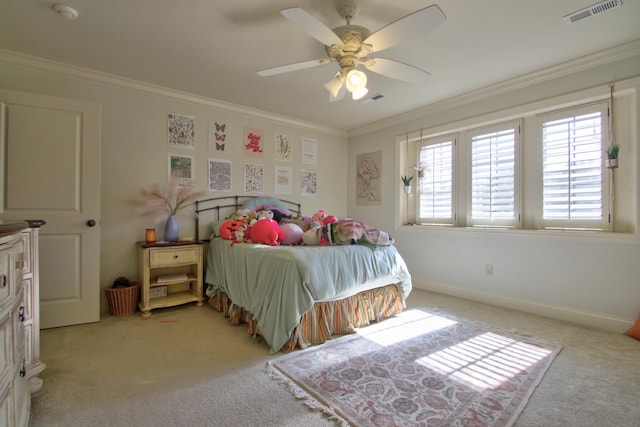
left=417, top=332, right=553, bottom=390
left=356, top=308, right=553, bottom=391
left=357, top=309, right=457, bottom=346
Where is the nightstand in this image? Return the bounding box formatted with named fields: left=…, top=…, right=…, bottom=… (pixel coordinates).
left=137, top=241, right=204, bottom=317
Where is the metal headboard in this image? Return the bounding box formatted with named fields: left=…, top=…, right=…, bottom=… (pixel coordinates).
left=194, top=196, right=302, bottom=241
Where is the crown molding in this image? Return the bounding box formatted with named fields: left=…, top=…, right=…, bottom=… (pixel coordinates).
left=0, top=49, right=347, bottom=138
left=348, top=39, right=640, bottom=137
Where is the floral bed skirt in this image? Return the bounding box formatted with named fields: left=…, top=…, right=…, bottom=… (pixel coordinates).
left=207, top=283, right=405, bottom=353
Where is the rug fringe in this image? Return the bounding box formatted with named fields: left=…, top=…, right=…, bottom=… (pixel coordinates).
left=265, top=362, right=349, bottom=427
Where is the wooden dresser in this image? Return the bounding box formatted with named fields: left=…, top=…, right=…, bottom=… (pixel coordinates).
left=0, top=220, right=44, bottom=427
left=21, top=221, right=45, bottom=393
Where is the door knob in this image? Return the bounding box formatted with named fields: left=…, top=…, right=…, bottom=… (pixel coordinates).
left=86, top=219, right=96, bottom=227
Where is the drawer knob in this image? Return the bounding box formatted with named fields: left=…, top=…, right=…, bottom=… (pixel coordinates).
left=19, top=306, right=25, bottom=322
left=0, top=274, right=6, bottom=288
left=174, top=255, right=179, bottom=259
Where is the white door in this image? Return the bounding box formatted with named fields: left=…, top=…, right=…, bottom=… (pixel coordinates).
left=0, top=89, right=101, bottom=328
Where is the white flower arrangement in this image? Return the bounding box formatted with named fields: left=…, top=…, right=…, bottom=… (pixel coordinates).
left=135, top=177, right=207, bottom=221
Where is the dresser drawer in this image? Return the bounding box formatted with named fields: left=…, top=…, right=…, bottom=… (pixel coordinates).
left=149, top=247, right=199, bottom=267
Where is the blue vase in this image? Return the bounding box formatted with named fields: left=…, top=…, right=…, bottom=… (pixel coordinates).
left=164, top=215, right=179, bottom=242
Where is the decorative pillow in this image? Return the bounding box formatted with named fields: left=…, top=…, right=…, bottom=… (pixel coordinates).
left=210, top=220, right=226, bottom=238
left=241, top=197, right=291, bottom=217
left=626, top=314, right=640, bottom=340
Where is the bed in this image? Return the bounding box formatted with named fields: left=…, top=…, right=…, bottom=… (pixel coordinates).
left=195, top=196, right=412, bottom=353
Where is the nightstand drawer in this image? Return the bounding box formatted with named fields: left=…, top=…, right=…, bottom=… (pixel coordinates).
left=149, top=247, right=199, bottom=267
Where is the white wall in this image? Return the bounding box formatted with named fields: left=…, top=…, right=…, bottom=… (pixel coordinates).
left=347, top=49, right=640, bottom=332
left=2, top=46, right=639, bottom=328
left=0, top=52, right=349, bottom=314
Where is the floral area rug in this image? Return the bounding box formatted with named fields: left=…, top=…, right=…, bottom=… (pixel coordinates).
left=267, top=307, right=562, bottom=427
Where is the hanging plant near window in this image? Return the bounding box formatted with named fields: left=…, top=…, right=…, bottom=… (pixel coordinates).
left=401, top=175, right=413, bottom=194
left=605, top=143, right=620, bottom=169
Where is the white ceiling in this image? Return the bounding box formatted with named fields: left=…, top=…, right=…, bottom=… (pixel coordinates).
left=1, top=0, right=638, bottom=132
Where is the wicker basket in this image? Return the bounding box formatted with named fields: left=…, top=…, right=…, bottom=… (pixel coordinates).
left=105, top=282, right=140, bottom=317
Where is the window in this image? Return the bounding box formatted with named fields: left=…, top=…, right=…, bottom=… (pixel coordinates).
left=401, top=99, right=616, bottom=232
left=417, top=136, right=455, bottom=225
left=468, top=122, right=520, bottom=228
left=539, top=102, right=610, bottom=230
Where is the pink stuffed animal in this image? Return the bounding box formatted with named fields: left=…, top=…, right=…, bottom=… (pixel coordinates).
left=249, top=219, right=286, bottom=246
left=311, top=210, right=326, bottom=223
left=312, top=210, right=337, bottom=225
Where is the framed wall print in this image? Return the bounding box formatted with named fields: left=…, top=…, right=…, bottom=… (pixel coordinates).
left=244, top=162, right=264, bottom=193
left=168, top=113, right=195, bottom=149
left=301, top=169, right=317, bottom=196
left=209, top=121, right=229, bottom=154
left=168, top=153, right=194, bottom=187
left=356, top=150, right=382, bottom=206
left=208, top=158, right=232, bottom=192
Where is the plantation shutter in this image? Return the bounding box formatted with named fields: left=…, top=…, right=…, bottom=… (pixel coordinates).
left=540, top=102, right=609, bottom=230
left=417, top=138, right=454, bottom=224
left=469, top=123, right=519, bottom=227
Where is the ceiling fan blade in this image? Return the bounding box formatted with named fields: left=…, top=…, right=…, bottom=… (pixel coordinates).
left=330, top=84, right=347, bottom=102
left=365, top=58, right=431, bottom=84
left=364, top=5, right=446, bottom=53
left=280, top=7, right=342, bottom=47
left=257, top=59, right=327, bottom=77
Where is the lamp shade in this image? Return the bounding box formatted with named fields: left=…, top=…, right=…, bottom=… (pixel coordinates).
left=345, top=69, right=367, bottom=92
left=351, top=87, right=368, bottom=100
left=324, top=75, right=344, bottom=97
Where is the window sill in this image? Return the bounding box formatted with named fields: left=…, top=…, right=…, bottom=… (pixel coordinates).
left=396, top=223, right=640, bottom=243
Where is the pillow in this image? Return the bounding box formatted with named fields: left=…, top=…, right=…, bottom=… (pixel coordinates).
left=241, top=197, right=291, bottom=217
left=209, top=220, right=226, bottom=238
left=626, top=314, right=640, bottom=340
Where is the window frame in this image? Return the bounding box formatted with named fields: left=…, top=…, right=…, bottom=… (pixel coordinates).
left=465, top=120, right=522, bottom=229
left=536, top=101, right=611, bottom=231
left=416, top=134, right=457, bottom=226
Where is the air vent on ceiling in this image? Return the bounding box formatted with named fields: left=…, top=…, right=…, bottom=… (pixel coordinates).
left=563, top=0, right=622, bottom=25
left=359, top=93, right=384, bottom=104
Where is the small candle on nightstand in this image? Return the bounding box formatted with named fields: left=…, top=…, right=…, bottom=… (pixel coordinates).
left=145, top=228, right=156, bottom=243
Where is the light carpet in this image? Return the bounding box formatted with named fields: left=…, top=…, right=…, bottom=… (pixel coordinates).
left=268, top=307, right=562, bottom=427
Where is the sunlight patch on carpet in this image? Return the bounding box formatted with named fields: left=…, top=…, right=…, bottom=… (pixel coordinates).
left=268, top=307, right=562, bottom=427
left=419, top=331, right=554, bottom=391
left=356, top=309, right=458, bottom=346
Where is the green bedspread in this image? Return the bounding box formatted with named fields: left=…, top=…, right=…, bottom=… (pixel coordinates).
left=205, top=237, right=412, bottom=353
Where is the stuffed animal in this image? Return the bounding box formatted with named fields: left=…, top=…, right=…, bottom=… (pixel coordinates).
left=255, top=209, right=274, bottom=221
left=219, top=220, right=245, bottom=241
left=280, top=223, right=304, bottom=245
left=302, top=225, right=322, bottom=245
left=312, top=209, right=337, bottom=226
left=249, top=219, right=286, bottom=246
left=228, top=209, right=251, bottom=221
left=233, top=224, right=248, bottom=244
left=322, top=215, right=338, bottom=225
left=311, top=210, right=326, bottom=224
left=269, top=208, right=289, bottom=224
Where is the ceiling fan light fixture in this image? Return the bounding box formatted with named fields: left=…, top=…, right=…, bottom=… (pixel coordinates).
left=324, top=74, right=344, bottom=97
left=351, top=87, right=369, bottom=100
left=345, top=69, right=367, bottom=92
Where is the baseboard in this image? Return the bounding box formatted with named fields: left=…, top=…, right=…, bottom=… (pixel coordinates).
left=413, top=280, right=633, bottom=333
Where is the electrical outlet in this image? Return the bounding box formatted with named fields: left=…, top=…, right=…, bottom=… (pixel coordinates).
left=485, top=264, right=493, bottom=276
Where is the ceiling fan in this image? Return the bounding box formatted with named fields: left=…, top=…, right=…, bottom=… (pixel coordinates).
left=257, top=1, right=446, bottom=101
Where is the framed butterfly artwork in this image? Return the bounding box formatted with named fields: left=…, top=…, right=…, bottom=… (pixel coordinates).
left=208, top=121, right=229, bottom=154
